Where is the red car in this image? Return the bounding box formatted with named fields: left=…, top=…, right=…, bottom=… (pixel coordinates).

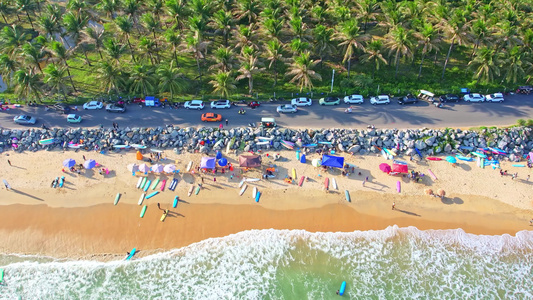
left=248, top=101, right=260, bottom=108
left=132, top=97, right=144, bottom=103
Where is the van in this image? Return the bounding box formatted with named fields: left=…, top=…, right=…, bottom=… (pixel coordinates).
left=417, top=90, right=435, bottom=102
left=144, top=96, right=161, bottom=107
left=261, top=117, right=276, bottom=128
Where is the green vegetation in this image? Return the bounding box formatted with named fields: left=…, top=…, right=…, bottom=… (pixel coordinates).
left=0, top=0, right=532, bottom=104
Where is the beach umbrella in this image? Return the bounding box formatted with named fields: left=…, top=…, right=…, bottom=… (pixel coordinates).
left=138, top=163, right=150, bottom=173
left=200, top=157, right=216, bottom=169
left=379, top=163, right=391, bottom=173
left=445, top=156, right=457, bottom=163
left=127, top=163, right=139, bottom=172
left=321, top=155, right=345, bottom=168
left=151, top=164, right=164, bottom=173
left=216, top=151, right=222, bottom=160
left=218, top=158, right=228, bottom=167
left=311, top=158, right=322, bottom=167
left=83, top=159, right=96, bottom=169
left=163, top=164, right=176, bottom=173
left=136, top=151, right=143, bottom=160
left=63, top=158, right=76, bottom=168
left=300, top=154, right=306, bottom=163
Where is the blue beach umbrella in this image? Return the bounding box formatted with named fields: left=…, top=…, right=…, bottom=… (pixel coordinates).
left=83, top=159, right=96, bottom=169
left=445, top=156, right=457, bottom=163
left=218, top=158, right=228, bottom=167
left=216, top=151, right=222, bottom=160
left=63, top=158, right=76, bottom=168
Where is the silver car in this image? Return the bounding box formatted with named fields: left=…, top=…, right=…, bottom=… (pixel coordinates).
left=276, top=104, right=298, bottom=113
left=210, top=100, right=231, bottom=109
left=13, top=115, right=36, bottom=125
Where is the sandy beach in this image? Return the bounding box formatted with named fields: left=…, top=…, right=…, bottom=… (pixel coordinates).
left=0, top=148, right=532, bottom=259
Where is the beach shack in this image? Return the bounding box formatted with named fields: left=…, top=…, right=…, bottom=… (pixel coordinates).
left=144, top=96, right=161, bottom=107
left=260, top=117, right=276, bottom=128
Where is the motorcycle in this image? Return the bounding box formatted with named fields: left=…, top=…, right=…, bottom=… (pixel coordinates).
left=238, top=108, right=246, bottom=115
left=434, top=102, right=443, bottom=108
left=344, top=107, right=353, bottom=113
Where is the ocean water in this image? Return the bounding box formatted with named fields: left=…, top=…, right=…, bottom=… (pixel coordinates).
left=1, top=226, right=532, bottom=299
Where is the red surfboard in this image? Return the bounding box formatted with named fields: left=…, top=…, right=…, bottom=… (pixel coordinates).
left=298, top=176, right=305, bottom=187
left=426, top=157, right=442, bottom=161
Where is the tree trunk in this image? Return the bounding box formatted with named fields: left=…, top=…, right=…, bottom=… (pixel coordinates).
left=433, top=49, right=438, bottom=66
left=64, top=60, right=77, bottom=92
left=126, top=38, right=136, bottom=62
left=82, top=47, right=91, bottom=66
left=441, top=37, right=455, bottom=81
left=347, top=56, right=351, bottom=77
left=248, top=76, right=253, bottom=94
left=1, top=12, right=8, bottom=25
left=173, top=48, right=178, bottom=66
left=394, top=51, right=400, bottom=79
left=195, top=54, right=202, bottom=83
left=26, top=11, right=34, bottom=29
left=418, top=47, right=427, bottom=80
left=98, top=48, right=103, bottom=60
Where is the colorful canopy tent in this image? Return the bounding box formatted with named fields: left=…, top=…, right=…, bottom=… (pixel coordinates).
left=238, top=155, right=262, bottom=168
left=200, top=157, right=216, bottom=169
left=83, top=159, right=96, bottom=169
left=163, top=164, right=176, bottom=173
left=379, top=163, right=391, bottom=173
left=136, top=151, right=143, bottom=160
left=151, top=164, right=164, bottom=173
left=138, top=163, right=150, bottom=173
left=391, top=160, right=408, bottom=173
left=321, top=155, right=345, bottom=168
left=445, top=156, right=457, bottom=163
left=127, top=163, right=139, bottom=172
left=218, top=158, right=228, bottom=167
left=63, top=158, right=76, bottom=168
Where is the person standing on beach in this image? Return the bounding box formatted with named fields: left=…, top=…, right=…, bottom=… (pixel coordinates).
left=225, top=119, right=228, bottom=126
left=157, top=203, right=162, bottom=210
left=527, top=175, right=530, bottom=181
left=83, top=155, right=86, bottom=161
left=392, top=202, right=396, bottom=210
left=7, top=160, right=11, bottom=166
left=362, top=179, right=366, bottom=187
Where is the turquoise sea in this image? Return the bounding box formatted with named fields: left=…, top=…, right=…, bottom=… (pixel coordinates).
left=0, top=226, right=532, bottom=299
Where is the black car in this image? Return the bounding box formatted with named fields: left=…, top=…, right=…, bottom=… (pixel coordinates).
left=439, top=94, right=460, bottom=103
left=106, top=103, right=126, bottom=113
left=517, top=86, right=532, bottom=95
left=397, top=95, right=418, bottom=105
left=52, top=103, right=71, bottom=114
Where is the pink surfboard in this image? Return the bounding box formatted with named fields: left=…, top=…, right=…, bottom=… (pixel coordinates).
left=427, top=169, right=437, bottom=180
left=160, top=179, right=167, bottom=191
left=397, top=181, right=401, bottom=193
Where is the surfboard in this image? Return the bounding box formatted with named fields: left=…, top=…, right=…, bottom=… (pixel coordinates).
left=427, top=169, right=437, bottom=180
left=143, top=180, right=151, bottom=192
left=397, top=181, right=401, bottom=193
left=140, top=177, right=147, bottom=189
left=113, top=145, right=130, bottom=149
left=252, top=187, right=257, bottom=199
left=145, top=191, right=159, bottom=199
left=0, top=268, right=3, bottom=284
left=332, top=178, right=337, bottom=190
left=140, top=205, right=148, bottom=218
left=38, top=138, right=55, bottom=145
left=512, top=164, right=526, bottom=167
left=256, top=141, right=270, bottom=146
left=245, top=178, right=260, bottom=182
left=114, top=193, right=121, bottom=205
left=381, top=149, right=388, bottom=160
left=239, top=184, right=247, bottom=196
left=195, top=186, right=200, bottom=195
left=324, top=177, right=329, bottom=190
left=281, top=142, right=294, bottom=150
left=151, top=149, right=163, bottom=153
left=298, top=176, right=305, bottom=187
left=52, top=177, right=59, bottom=188
left=138, top=193, right=145, bottom=205
left=426, top=157, right=442, bottom=161
left=456, top=155, right=473, bottom=162
left=160, top=209, right=169, bottom=222
left=59, top=176, right=65, bottom=188
left=471, top=152, right=487, bottom=158
left=296, top=151, right=300, bottom=160
left=131, top=144, right=147, bottom=149
left=339, top=281, right=346, bottom=296
left=226, top=137, right=236, bottom=154
left=188, top=185, right=194, bottom=197
left=160, top=179, right=167, bottom=191
left=318, top=141, right=332, bottom=145
left=136, top=177, right=143, bottom=188
left=68, top=143, right=84, bottom=149
left=291, top=168, right=296, bottom=179
left=255, top=191, right=261, bottom=203
left=126, top=248, right=136, bottom=260
left=303, top=143, right=317, bottom=147
left=186, top=161, right=193, bottom=172
left=345, top=190, right=351, bottom=202
left=173, top=196, right=179, bottom=208
left=239, top=178, right=245, bottom=188
left=151, top=178, right=160, bottom=190
left=169, top=178, right=178, bottom=191
left=256, top=136, right=274, bottom=140
left=415, top=148, right=423, bottom=158
left=384, top=148, right=396, bottom=157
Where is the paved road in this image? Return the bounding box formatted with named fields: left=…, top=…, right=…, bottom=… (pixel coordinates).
left=1, top=94, right=532, bottom=130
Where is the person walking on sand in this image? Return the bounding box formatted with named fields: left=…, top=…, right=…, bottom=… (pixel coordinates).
left=527, top=175, right=530, bottom=181
left=7, top=160, right=11, bottom=166
left=213, top=177, right=217, bottom=182
left=219, top=123, right=223, bottom=129
left=362, top=179, right=366, bottom=187
left=392, top=202, right=396, bottom=210
left=225, top=119, right=228, bottom=126
left=157, top=203, right=162, bottom=210
left=530, top=218, right=533, bottom=226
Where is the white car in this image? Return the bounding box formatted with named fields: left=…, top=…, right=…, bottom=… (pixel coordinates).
left=67, top=114, right=82, bottom=123
left=485, top=93, right=504, bottom=103
left=463, top=93, right=485, bottom=102
left=344, top=94, right=364, bottom=104
left=184, top=100, right=205, bottom=110
left=210, top=99, right=231, bottom=109
left=276, top=104, right=298, bottom=113
left=290, top=97, right=312, bottom=107
left=82, top=101, right=103, bottom=110
left=370, top=95, right=390, bottom=105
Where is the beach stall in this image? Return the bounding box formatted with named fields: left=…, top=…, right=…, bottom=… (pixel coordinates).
left=200, top=157, right=217, bottom=170
left=127, top=163, right=139, bottom=173
left=163, top=164, right=176, bottom=173
left=151, top=164, right=164, bottom=173
left=391, top=160, right=408, bottom=174
left=138, top=163, right=150, bottom=173
left=238, top=155, right=262, bottom=168
left=321, top=155, right=345, bottom=168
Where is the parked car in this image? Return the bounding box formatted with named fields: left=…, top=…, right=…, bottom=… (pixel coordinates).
left=201, top=113, right=222, bottom=122
left=397, top=94, right=418, bottom=105
left=13, top=115, right=36, bottom=125
left=290, top=97, right=312, bottom=107
left=144, top=96, right=161, bottom=107
left=276, top=104, right=298, bottom=113
left=343, top=95, right=364, bottom=104
left=370, top=95, right=391, bottom=105
left=417, top=90, right=435, bottom=102
left=438, top=94, right=460, bottom=103
left=83, top=101, right=104, bottom=110
left=485, top=93, right=505, bottom=103
left=52, top=103, right=71, bottom=114
left=210, top=100, right=231, bottom=109
left=463, top=93, right=485, bottom=102
left=516, top=86, right=532, bottom=94
left=66, top=114, right=82, bottom=123
left=248, top=101, right=260, bottom=108
left=132, top=97, right=144, bottom=103
left=184, top=100, right=205, bottom=110
left=106, top=103, right=126, bottom=113
left=319, top=97, right=340, bottom=105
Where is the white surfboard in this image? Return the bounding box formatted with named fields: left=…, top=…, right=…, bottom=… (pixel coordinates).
left=186, top=161, right=193, bottom=172
left=188, top=185, right=194, bottom=197
left=136, top=177, right=143, bottom=188
left=252, top=187, right=257, bottom=199
left=256, top=141, right=270, bottom=145
left=239, top=178, right=245, bottom=188
left=245, top=178, right=260, bottom=182
left=256, top=136, right=274, bottom=141
left=131, top=144, right=147, bottom=149
left=332, top=178, right=337, bottom=190
left=239, top=184, right=248, bottom=196
left=68, top=144, right=84, bottom=149
left=138, top=193, right=145, bottom=205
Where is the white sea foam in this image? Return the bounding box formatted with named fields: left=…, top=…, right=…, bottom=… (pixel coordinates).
left=0, top=227, right=531, bottom=299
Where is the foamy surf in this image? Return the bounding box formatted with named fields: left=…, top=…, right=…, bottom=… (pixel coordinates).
left=0, top=227, right=532, bottom=299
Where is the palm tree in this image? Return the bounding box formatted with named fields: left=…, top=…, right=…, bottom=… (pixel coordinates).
left=286, top=51, right=322, bottom=92
left=187, top=0, right=211, bottom=23
left=49, top=41, right=77, bottom=91
left=209, top=71, right=235, bottom=98
left=114, top=16, right=136, bottom=62
left=213, top=9, right=233, bottom=47
left=289, top=38, right=309, bottom=55
left=501, top=46, right=527, bottom=84
left=0, top=25, right=30, bottom=56
left=234, top=24, right=257, bottom=51
left=264, top=39, right=285, bottom=87
left=437, top=9, right=471, bottom=81
left=261, top=17, right=283, bottom=41
left=470, top=19, right=492, bottom=58
left=494, top=20, right=521, bottom=51
left=233, top=0, right=260, bottom=24
left=188, top=15, right=209, bottom=58
left=83, top=24, right=106, bottom=60
left=164, top=29, right=181, bottom=65
left=98, top=0, right=119, bottom=20
left=103, top=38, right=126, bottom=65
left=123, top=0, right=140, bottom=20
left=165, top=0, right=187, bottom=29
left=95, top=60, right=125, bottom=95
left=129, top=64, right=155, bottom=97
left=468, top=47, right=500, bottom=84
left=357, top=0, right=379, bottom=33
left=62, top=11, right=88, bottom=50
left=360, top=39, right=387, bottom=78
left=67, top=0, right=86, bottom=18
left=43, top=63, right=69, bottom=100
left=141, top=13, right=160, bottom=40
left=236, top=46, right=263, bottom=94
left=288, top=16, right=310, bottom=41
left=147, top=0, right=164, bottom=19
left=0, top=54, right=18, bottom=88
left=313, top=24, right=335, bottom=67
left=0, top=1, right=12, bottom=25
left=13, top=69, right=43, bottom=102
left=334, top=19, right=366, bottom=77
left=21, top=42, right=47, bottom=74
left=384, top=25, right=414, bottom=79
left=37, top=14, right=59, bottom=41
left=414, top=22, right=440, bottom=79
left=15, top=0, right=36, bottom=29
left=210, top=46, right=236, bottom=72
left=185, top=33, right=204, bottom=82
left=45, top=3, right=62, bottom=22
left=138, top=37, right=158, bottom=65
left=157, top=62, right=186, bottom=101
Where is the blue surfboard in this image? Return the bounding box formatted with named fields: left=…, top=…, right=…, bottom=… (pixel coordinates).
left=415, top=148, right=423, bottom=158
left=255, top=191, right=261, bottom=202
left=339, top=281, right=346, bottom=295
left=126, top=248, right=136, bottom=260
left=173, top=196, right=179, bottom=208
